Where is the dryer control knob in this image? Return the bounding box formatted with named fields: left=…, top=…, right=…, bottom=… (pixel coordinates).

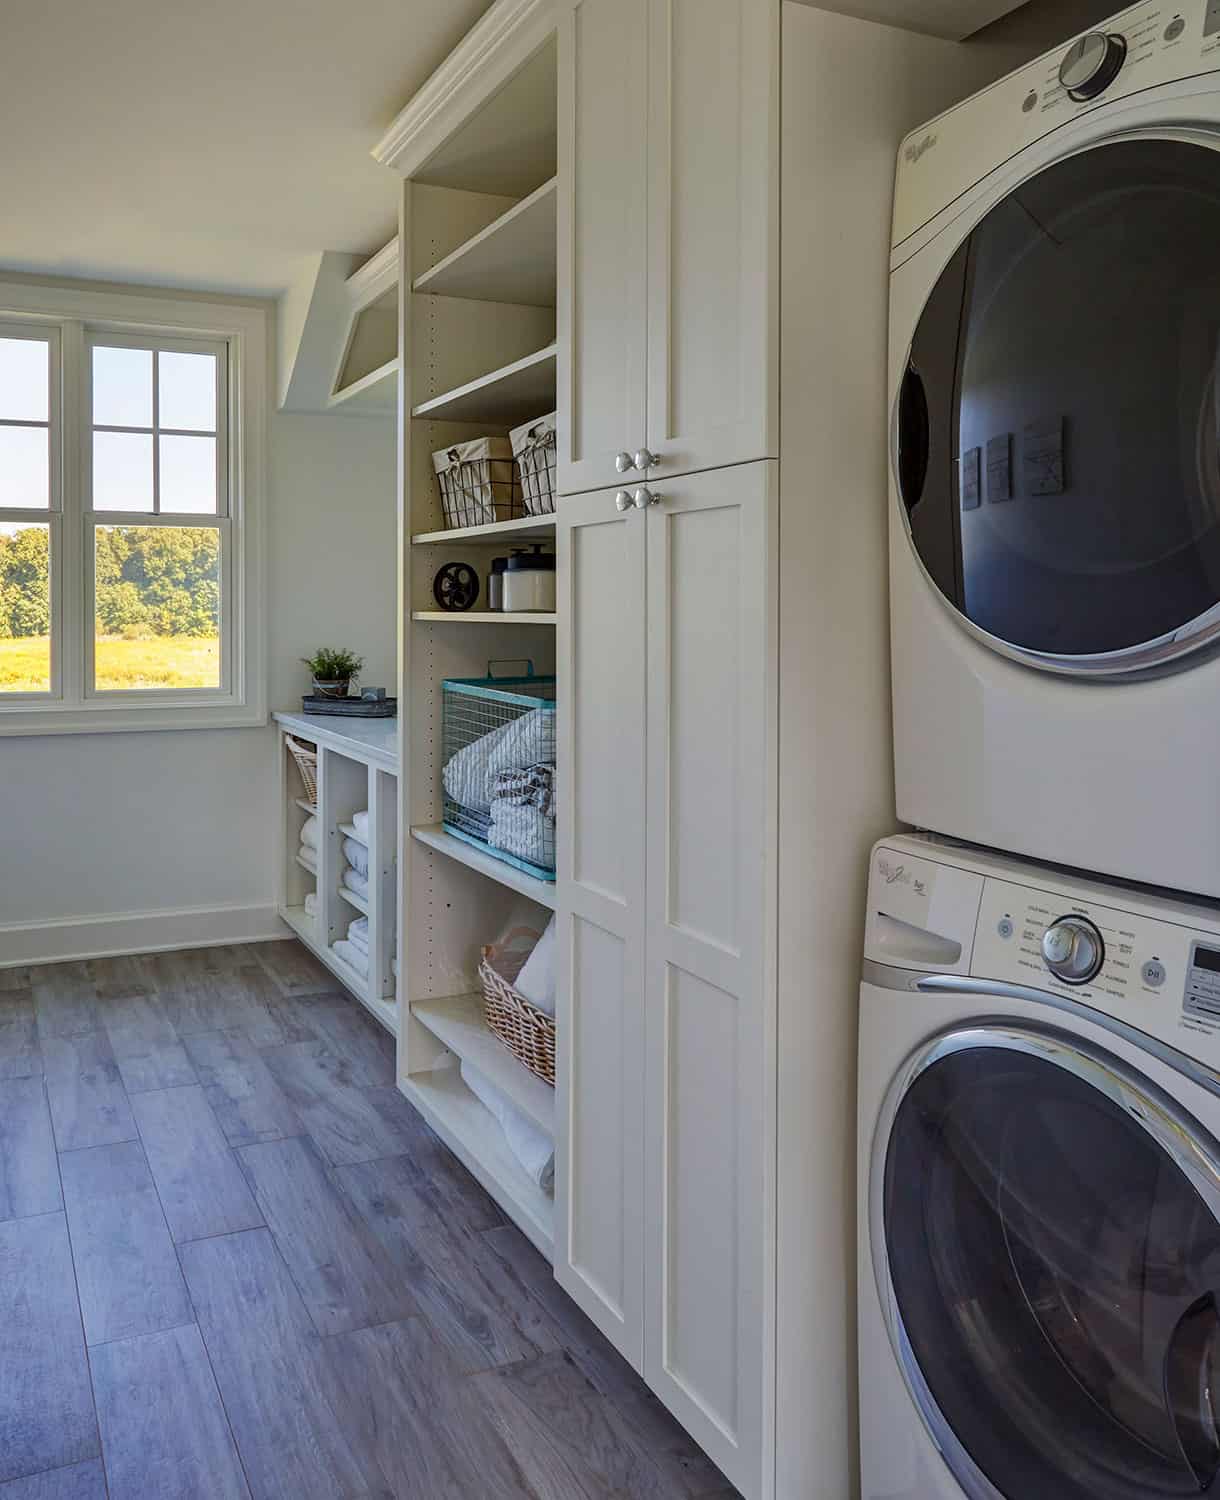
left=1042, top=915, right=1105, bottom=986
left=1059, top=32, right=1127, bottom=101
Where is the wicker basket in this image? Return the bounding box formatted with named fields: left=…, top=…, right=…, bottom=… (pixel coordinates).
left=480, top=942, right=556, bottom=1086
left=285, top=735, right=318, bottom=806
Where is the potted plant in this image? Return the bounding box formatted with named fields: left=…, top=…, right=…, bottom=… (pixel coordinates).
left=303, top=646, right=363, bottom=700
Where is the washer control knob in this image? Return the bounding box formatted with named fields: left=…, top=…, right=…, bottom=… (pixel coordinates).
left=1042, top=915, right=1105, bottom=986
left=1059, top=32, right=1127, bottom=101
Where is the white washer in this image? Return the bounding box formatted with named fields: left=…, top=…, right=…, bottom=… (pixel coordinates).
left=889, top=3, right=1220, bottom=898
left=859, top=833, right=1220, bottom=1500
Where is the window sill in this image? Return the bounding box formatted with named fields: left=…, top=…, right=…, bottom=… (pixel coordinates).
left=0, top=702, right=269, bottom=737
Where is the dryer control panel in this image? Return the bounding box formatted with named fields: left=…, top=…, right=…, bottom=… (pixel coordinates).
left=866, top=839, right=1220, bottom=1073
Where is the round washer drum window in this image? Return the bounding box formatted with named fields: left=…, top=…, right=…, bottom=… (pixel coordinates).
left=884, top=1040, right=1220, bottom=1499
left=897, top=138, right=1220, bottom=670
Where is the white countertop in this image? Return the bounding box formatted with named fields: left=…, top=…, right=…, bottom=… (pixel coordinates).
left=273, top=709, right=398, bottom=771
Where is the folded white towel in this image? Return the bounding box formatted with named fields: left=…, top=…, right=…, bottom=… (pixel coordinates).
left=297, top=845, right=317, bottom=874
left=515, top=915, right=556, bottom=1018
left=300, top=815, right=319, bottom=851
left=348, top=916, right=369, bottom=952
left=489, top=798, right=553, bottom=870
left=332, top=939, right=368, bottom=978
left=443, top=708, right=556, bottom=816
left=342, top=836, right=369, bottom=877
left=461, top=1060, right=554, bottom=1193
left=304, top=891, right=318, bottom=918
left=352, top=809, right=370, bottom=842
left=342, top=867, right=369, bottom=901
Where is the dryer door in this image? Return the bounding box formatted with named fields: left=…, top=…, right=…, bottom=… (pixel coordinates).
left=897, top=136, right=1220, bottom=676
left=878, top=1020, right=1220, bottom=1500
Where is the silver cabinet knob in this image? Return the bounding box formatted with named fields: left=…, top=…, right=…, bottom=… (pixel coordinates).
left=633, top=487, right=661, bottom=509
left=615, top=490, right=634, bottom=512
left=633, top=447, right=661, bottom=470
left=615, top=452, right=636, bottom=474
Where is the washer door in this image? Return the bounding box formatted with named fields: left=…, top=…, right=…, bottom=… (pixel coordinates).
left=897, top=136, right=1220, bottom=676
left=880, top=1023, right=1220, bottom=1500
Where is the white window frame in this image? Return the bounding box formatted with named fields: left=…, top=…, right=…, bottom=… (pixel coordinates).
left=0, top=279, right=267, bottom=736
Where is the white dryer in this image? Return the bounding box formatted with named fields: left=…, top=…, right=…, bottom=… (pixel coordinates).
left=859, top=833, right=1220, bottom=1500
left=890, top=3, right=1220, bottom=898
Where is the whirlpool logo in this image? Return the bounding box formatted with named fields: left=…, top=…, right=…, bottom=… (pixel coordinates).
left=904, top=132, right=938, bottom=165
left=877, top=857, right=927, bottom=896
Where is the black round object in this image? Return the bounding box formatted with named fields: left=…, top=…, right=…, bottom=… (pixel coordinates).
left=433, top=561, right=480, bottom=611
left=1058, top=31, right=1126, bottom=100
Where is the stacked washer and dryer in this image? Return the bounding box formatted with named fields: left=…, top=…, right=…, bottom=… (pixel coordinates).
left=863, top=6, right=1220, bottom=1498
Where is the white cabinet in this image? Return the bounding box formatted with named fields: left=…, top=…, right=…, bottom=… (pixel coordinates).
left=557, top=0, right=778, bottom=496
left=556, top=463, right=776, bottom=1497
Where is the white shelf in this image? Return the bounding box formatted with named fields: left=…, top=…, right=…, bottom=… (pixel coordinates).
left=280, top=904, right=318, bottom=945
left=401, top=1064, right=553, bottom=1259
left=413, top=178, right=557, bottom=307
left=337, top=884, right=370, bottom=916
left=328, top=356, right=398, bottom=414
left=294, top=798, right=317, bottom=816
left=277, top=904, right=398, bottom=1038
left=294, top=852, right=319, bottom=878
left=410, top=824, right=557, bottom=910
left=412, top=513, right=556, bottom=547
left=411, top=994, right=554, bottom=1134
left=412, top=610, right=556, bottom=625
left=411, top=344, right=556, bottom=426
left=338, top=822, right=367, bottom=843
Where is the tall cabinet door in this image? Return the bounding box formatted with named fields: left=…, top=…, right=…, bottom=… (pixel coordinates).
left=644, top=0, right=779, bottom=479
left=556, top=0, right=650, bottom=497
left=554, top=485, right=648, bottom=1366
left=642, top=460, right=777, bottom=1496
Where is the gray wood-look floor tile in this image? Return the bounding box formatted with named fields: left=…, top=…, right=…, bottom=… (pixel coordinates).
left=114, top=1041, right=197, bottom=1095
left=59, top=1140, right=193, bottom=1346
left=0, top=1077, right=61, bottom=1222
left=132, top=1086, right=262, bottom=1244
left=83, top=956, right=151, bottom=1002
left=0, top=1018, right=41, bottom=1081
left=0, top=1213, right=98, bottom=1483
left=156, top=976, right=256, bottom=1038
left=0, top=1460, right=107, bottom=1499
left=319, top=1317, right=533, bottom=1500
left=340, top=1154, right=557, bottom=1373
left=261, top=1043, right=424, bottom=1167
left=32, top=964, right=100, bottom=1040
left=253, top=940, right=336, bottom=999
left=0, top=967, right=32, bottom=993
left=101, top=993, right=197, bottom=1094
left=219, top=967, right=323, bottom=1049
left=236, top=1135, right=411, bottom=1337
left=180, top=1228, right=380, bottom=1500
left=0, top=988, right=34, bottom=1021
left=181, top=1030, right=303, bottom=1146
left=90, top=1323, right=251, bottom=1500
left=43, top=1034, right=137, bottom=1153
left=305, top=998, right=395, bottom=1084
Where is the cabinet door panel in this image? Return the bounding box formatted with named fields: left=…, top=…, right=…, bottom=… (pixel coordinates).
left=557, top=0, right=649, bottom=496
left=644, top=461, right=776, bottom=1495
left=645, top=0, right=778, bottom=478
left=555, top=486, right=647, bottom=1365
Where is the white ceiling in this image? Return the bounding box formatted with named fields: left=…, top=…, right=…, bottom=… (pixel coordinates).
left=0, top=0, right=492, bottom=299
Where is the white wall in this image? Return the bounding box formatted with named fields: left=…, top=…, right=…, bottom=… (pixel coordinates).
left=0, top=401, right=396, bottom=966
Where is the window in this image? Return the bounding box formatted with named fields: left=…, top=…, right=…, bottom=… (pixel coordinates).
left=0, top=282, right=266, bottom=733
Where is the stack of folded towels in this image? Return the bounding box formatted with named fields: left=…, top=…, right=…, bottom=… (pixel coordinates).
left=331, top=810, right=390, bottom=980
left=333, top=914, right=370, bottom=977
left=298, top=813, right=319, bottom=875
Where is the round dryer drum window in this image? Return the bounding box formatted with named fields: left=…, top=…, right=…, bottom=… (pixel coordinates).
left=897, top=138, right=1220, bottom=672
left=883, top=1030, right=1220, bottom=1500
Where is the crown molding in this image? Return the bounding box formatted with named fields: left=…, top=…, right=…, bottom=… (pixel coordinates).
left=372, top=0, right=555, bottom=175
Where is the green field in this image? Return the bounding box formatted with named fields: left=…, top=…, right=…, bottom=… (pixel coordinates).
left=0, top=636, right=219, bottom=693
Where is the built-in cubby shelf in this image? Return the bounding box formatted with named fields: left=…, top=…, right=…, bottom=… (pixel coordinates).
left=412, top=513, right=555, bottom=547
left=413, top=177, right=557, bottom=306
left=411, top=343, right=556, bottom=425
left=411, top=993, right=554, bottom=1133
left=411, top=824, right=557, bottom=909
left=412, top=610, right=556, bottom=625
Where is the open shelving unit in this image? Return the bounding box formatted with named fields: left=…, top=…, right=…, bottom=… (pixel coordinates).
left=384, top=15, right=561, bottom=1260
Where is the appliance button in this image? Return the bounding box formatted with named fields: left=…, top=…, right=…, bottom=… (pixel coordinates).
left=1059, top=32, right=1128, bottom=101
left=1042, top=915, right=1106, bottom=985
left=1141, top=959, right=1167, bottom=988
left=1164, top=16, right=1186, bottom=41
left=997, top=918, right=1014, bottom=940
left=1022, top=90, right=1039, bottom=114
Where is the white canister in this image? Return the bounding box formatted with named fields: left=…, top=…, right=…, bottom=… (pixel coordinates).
left=502, top=545, right=556, bottom=612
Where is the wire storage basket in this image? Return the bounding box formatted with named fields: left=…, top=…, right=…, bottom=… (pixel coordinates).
left=480, top=941, right=556, bottom=1085
left=285, top=735, right=318, bottom=806
left=509, top=412, right=557, bottom=517
left=432, top=436, right=522, bottom=530
left=441, top=661, right=557, bottom=882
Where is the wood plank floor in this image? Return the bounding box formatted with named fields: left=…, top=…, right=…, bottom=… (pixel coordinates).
left=0, top=942, right=738, bottom=1500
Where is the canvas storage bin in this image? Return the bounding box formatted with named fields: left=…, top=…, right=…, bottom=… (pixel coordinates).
left=432, top=435, right=521, bottom=530
left=509, top=412, right=557, bottom=517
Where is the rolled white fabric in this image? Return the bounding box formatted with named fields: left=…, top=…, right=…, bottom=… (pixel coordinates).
left=300, top=815, right=319, bottom=851
left=347, top=915, right=369, bottom=953
left=342, top=866, right=369, bottom=901
left=332, top=938, right=368, bottom=978
left=514, top=915, right=556, bottom=1018
left=342, top=836, right=369, bottom=877
left=460, top=1060, right=554, bottom=1194
left=303, top=891, right=318, bottom=918
left=352, top=809, right=370, bottom=842
left=297, top=846, right=317, bottom=874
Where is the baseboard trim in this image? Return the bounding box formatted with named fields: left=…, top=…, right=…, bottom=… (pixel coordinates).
left=0, top=901, right=291, bottom=969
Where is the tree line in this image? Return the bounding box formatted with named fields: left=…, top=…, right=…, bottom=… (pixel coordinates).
left=0, top=525, right=219, bottom=639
